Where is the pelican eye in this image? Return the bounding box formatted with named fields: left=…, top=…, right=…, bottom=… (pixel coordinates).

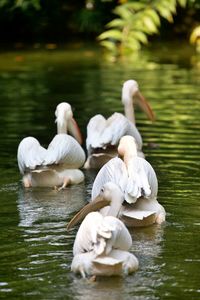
left=100, top=187, right=104, bottom=193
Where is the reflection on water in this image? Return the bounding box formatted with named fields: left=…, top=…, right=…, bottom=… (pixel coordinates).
left=0, top=42, right=200, bottom=299
left=69, top=225, right=165, bottom=300
left=18, top=184, right=86, bottom=227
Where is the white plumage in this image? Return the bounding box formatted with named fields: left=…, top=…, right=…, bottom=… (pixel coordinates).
left=43, top=134, right=85, bottom=168
left=86, top=113, right=142, bottom=153
left=92, top=156, right=157, bottom=205
left=17, top=102, right=85, bottom=189
left=84, top=80, right=154, bottom=169
left=90, top=136, right=165, bottom=226
left=17, top=137, right=46, bottom=175
left=71, top=211, right=139, bottom=277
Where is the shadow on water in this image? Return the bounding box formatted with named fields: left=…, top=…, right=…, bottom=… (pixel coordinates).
left=0, top=42, right=200, bottom=299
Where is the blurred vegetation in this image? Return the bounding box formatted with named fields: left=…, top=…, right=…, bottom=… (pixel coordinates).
left=0, top=0, right=199, bottom=53
left=98, top=0, right=200, bottom=55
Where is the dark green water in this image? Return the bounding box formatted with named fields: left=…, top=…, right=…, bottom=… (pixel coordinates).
left=0, top=43, right=200, bottom=300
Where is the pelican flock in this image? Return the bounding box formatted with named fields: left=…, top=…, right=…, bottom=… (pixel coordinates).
left=17, top=79, right=166, bottom=279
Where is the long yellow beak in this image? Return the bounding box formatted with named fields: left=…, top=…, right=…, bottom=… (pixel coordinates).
left=136, top=91, right=155, bottom=121
left=66, top=196, right=110, bottom=230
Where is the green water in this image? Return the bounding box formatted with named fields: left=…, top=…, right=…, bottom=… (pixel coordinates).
left=0, top=42, right=200, bottom=300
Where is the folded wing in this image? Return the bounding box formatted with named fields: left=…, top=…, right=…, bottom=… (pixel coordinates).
left=91, top=157, right=128, bottom=199
left=86, top=113, right=142, bottom=152
left=73, top=212, right=132, bottom=257
left=125, top=157, right=158, bottom=204
left=43, top=134, right=85, bottom=168
left=17, top=137, right=47, bottom=174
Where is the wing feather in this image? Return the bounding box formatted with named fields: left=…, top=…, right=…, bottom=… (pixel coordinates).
left=73, top=212, right=132, bottom=257
left=91, top=157, right=128, bottom=199
left=102, top=216, right=132, bottom=253
left=17, top=137, right=47, bottom=174
left=44, top=134, right=85, bottom=168
left=86, top=114, right=107, bottom=152
left=73, top=212, right=103, bottom=256
left=125, top=157, right=158, bottom=203
left=86, top=113, right=142, bottom=151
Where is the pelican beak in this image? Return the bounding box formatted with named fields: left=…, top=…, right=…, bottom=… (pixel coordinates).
left=68, top=118, right=83, bottom=144
left=66, top=196, right=110, bottom=230
left=135, top=91, right=155, bottom=121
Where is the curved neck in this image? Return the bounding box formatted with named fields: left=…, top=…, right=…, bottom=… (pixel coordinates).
left=122, top=143, right=138, bottom=172
left=123, top=100, right=135, bottom=124
left=57, top=120, right=67, bottom=134
left=107, top=193, right=124, bottom=217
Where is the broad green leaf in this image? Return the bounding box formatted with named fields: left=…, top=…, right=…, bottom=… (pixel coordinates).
left=130, top=31, right=148, bottom=44
left=106, top=18, right=125, bottom=29
left=114, top=5, right=133, bottom=20
left=177, top=0, right=187, bottom=7
left=98, top=29, right=123, bottom=41
left=145, top=9, right=161, bottom=26
left=159, top=0, right=176, bottom=14
left=124, top=2, right=146, bottom=11
left=143, top=16, right=158, bottom=34
left=156, top=4, right=174, bottom=22
left=99, top=41, right=117, bottom=52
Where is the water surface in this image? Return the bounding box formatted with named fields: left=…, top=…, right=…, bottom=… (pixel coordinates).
left=0, top=42, right=200, bottom=299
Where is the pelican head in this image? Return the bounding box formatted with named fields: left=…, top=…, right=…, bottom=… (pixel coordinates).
left=122, top=79, right=155, bottom=122
left=55, top=102, right=73, bottom=125
left=122, top=80, right=139, bottom=104
left=67, top=182, right=124, bottom=230
left=55, top=102, right=82, bottom=144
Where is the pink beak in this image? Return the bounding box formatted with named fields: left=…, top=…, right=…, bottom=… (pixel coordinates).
left=136, top=91, right=155, bottom=121
left=68, top=118, right=83, bottom=144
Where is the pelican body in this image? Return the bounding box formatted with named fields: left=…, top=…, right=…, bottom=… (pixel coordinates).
left=84, top=80, right=154, bottom=169
left=91, top=136, right=165, bottom=226
left=17, top=102, right=85, bottom=189
left=68, top=136, right=165, bottom=228
left=70, top=211, right=139, bottom=277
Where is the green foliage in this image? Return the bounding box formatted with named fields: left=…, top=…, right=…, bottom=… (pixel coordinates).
left=0, top=0, right=199, bottom=46
left=15, top=0, right=41, bottom=10
left=0, top=0, right=41, bottom=10
left=98, top=0, right=189, bottom=55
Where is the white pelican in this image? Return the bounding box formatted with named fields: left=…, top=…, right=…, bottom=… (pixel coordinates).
left=69, top=136, right=165, bottom=227
left=84, top=79, right=155, bottom=169
left=17, top=102, right=86, bottom=189
left=67, top=185, right=139, bottom=278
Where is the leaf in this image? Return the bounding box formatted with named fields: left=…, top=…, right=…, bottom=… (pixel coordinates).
left=130, top=31, right=148, bottom=44
left=124, top=2, right=146, bottom=11
left=145, top=9, right=161, bottom=26
left=126, top=36, right=141, bottom=51
left=114, top=5, right=133, bottom=20
left=98, top=29, right=123, bottom=41
left=156, top=4, right=174, bottom=22
left=106, top=18, right=125, bottom=29
left=157, top=0, right=176, bottom=14
left=177, top=0, right=187, bottom=7
left=99, top=41, right=117, bottom=52
left=142, top=16, right=158, bottom=34
left=190, top=26, right=200, bottom=45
